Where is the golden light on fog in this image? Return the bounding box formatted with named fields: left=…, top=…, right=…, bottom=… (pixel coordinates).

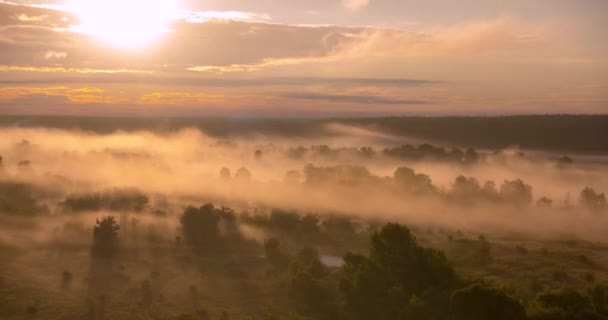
left=68, top=0, right=179, bottom=48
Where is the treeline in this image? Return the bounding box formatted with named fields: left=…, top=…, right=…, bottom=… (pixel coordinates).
left=285, top=144, right=481, bottom=165
left=1, top=115, right=606, bottom=153
left=299, top=164, right=607, bottom=212
left=0, top=163, right=605, bottom=220
left=345, top=115, right=608, bottom=154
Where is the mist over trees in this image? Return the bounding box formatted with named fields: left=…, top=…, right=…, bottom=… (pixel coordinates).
left=0, top=117, right=606, bottom=319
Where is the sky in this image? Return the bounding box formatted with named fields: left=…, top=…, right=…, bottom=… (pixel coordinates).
left=0, top=0, right=606, bottom=117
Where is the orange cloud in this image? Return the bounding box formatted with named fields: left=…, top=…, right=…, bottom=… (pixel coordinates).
left=0, top=86, right=126, bottom=104
left=187, top=56, right=332, bottom=74
left=138, top=92, right=226, bottom=106
left=0, top=66, right=150, bottom=74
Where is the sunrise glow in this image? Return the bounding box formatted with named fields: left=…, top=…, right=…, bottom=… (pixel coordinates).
left=68, top=0, right=180, bottom=47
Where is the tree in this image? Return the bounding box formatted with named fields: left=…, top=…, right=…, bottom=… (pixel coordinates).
left=450, top=176, right=482, bottom=205
left=482, top=181, right=501, bottom=202
left=580, top=187, right=607, bottom=212
left=264, top=237, right=288, bottom=268
left=339, top=223, right=459, bottom=320
left=289, top=247, right=327, bottom=279
left=301, top=214, right=321, bottom=238
left=63, top=189, right=148, bottom=212
left=340, top=253, right=392, bottom=320
left=92, top=216, right=120, bottom=257
left=322, top=215, right=358, bottom=246
left=500, top=179, right=533, bottom=206
left=287, top=247, right=333, bottom=318
left=530, top=287, right=599, bottom=319
left=393, top=167, right=437, bottom=195
left=17, top=160, right=36, bottom=176
left=537, top=197, right=553, bottom=207
left=464, top=148, right=480, bottom=164
left=369, top=224, right=457, bottom=296
left=304, top=164, right=372, bottom=186
left=269, top=209, right=302, bottom=236
left=450, top=284, right=526, bottom=320
left=234, top=167, right=252, bottom=182
left=180, top=204, right=221, bottom=253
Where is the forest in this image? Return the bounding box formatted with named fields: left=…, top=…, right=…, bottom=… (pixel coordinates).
left=0, top=116, right=607, bottom=319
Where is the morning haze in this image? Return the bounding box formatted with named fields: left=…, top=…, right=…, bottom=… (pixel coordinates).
left=0, top=0, right=607, bottom=319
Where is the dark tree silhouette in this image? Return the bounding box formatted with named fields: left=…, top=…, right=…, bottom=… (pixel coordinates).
left=234, top=167, right=252, bottom=181
left=63, top=189, right=148, bottom=212
left=340, top=223, right=459, bottom=320
left=450, top=284, right=526, bottom=320
left=394, top=167, right=437, bottom=195
left=537, top=197, right=553, bottom=207
left=580, top=187, right=607, bottom=212
left=264, top=237, right=288, bottom=268
left=450, top=176, right=482, bottom=204
left=287, top=247, right=333, bottom=317
left=530, top=287, right=599, bottom=319
left=92, top=216, right=120, bottom=257
left=304, top=164, right=373, bottom=186
left=180, top=204, right=222, bottom=253
left=500, top=179, right=533, bottom=206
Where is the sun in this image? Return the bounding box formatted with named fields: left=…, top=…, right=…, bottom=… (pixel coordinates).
left=68, top=0, right=180, bottom=48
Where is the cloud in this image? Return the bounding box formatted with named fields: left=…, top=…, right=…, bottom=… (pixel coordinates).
left=4, top=92, right=71, bottom=105
left=277, top=92, right=429, bottom=105
left=0, top=74, right=438, bottom=88
left=17, top=14, right=47, bottom=22
left=0, top=86, right=124, bottom=105
left=0, top=2, right=77, bottom=27
left=137, top=92, right=225, bottom=105
left=0, top=65, right=148, bottom=74
left=342, top=0, right=370, bottom=11
left=184, top=11, right=270, bottom=23
left=0, top=1, right=606, bottom=115
left=0, top=3, right=559, bottom=73
left=43, top=50, right=67, bottom=60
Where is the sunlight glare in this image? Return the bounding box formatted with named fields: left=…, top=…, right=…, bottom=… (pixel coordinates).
left=69, top=0, right=180, bottom=48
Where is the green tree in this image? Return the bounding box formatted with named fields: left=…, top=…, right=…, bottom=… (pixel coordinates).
left=529, top=287, right=601, bottom=320
left=287, top=247, right=334, bottom=318
left=369, top=223, right=457, bottom=296
left=339, top=223, right=459, bottom=320
left=450, top=284, right=526, bottom=320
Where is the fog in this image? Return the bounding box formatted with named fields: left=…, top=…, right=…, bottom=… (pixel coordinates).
left=1, top=123, right=607, bottom=244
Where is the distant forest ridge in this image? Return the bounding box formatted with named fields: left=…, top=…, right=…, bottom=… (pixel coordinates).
left=0, top=114, right=606, bottom=154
